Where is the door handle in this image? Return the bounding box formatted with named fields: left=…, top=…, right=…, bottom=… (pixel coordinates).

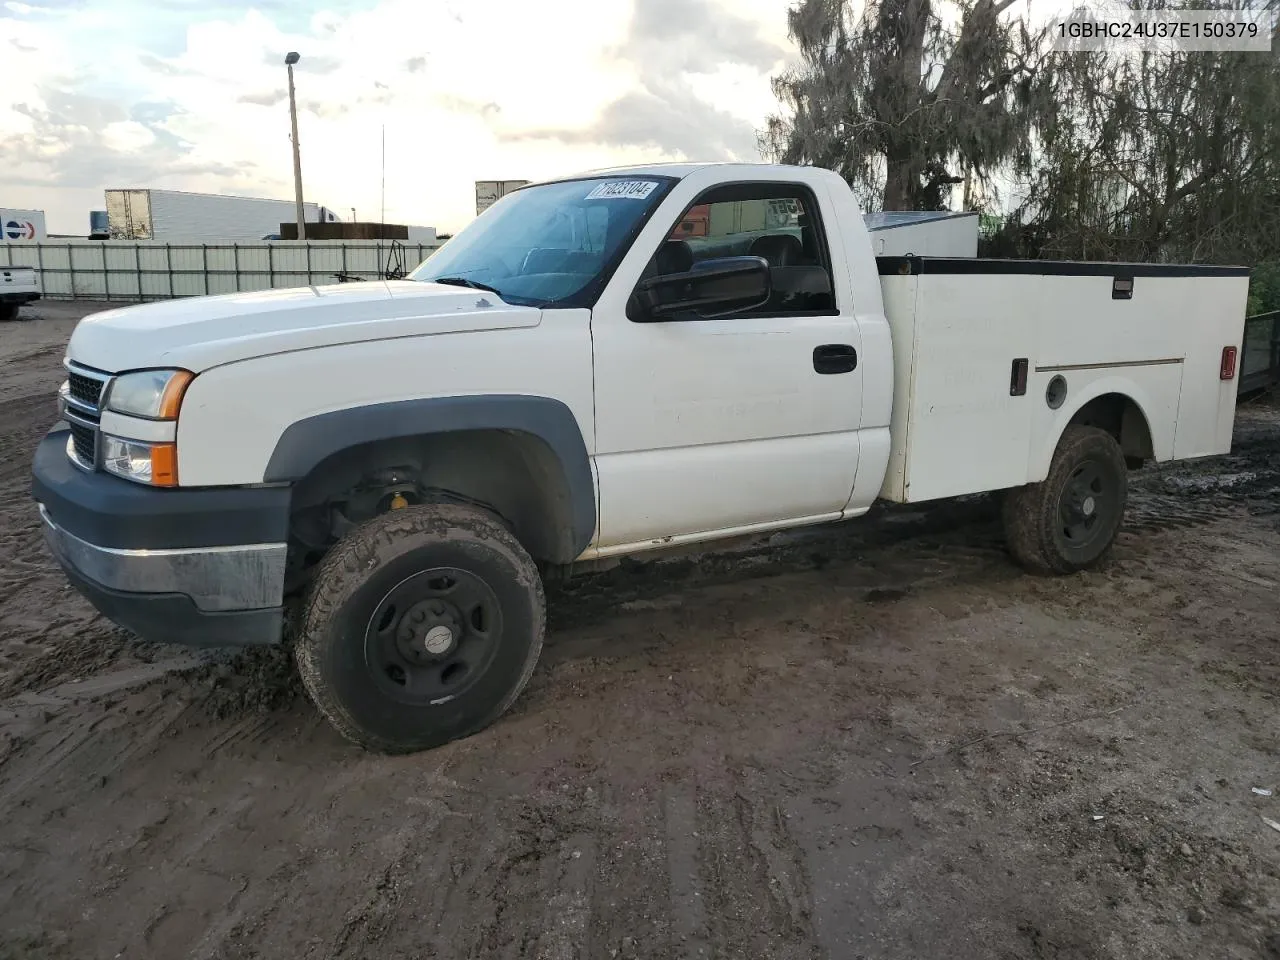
left=813, top=344, right=857, bottom=375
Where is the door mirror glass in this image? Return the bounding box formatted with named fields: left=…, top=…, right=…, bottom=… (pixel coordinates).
left=633, top=256, right=771, bottom=321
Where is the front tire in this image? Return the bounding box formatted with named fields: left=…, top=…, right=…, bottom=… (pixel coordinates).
left=1003, top=425, right=1128, bottom=575
left=295, top=503, right=545, bottom=754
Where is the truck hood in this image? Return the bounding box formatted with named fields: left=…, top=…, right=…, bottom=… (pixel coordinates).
left=66, top=280, right=543, bottom=373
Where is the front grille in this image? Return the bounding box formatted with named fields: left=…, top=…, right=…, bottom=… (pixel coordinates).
left=68, top=370, right=105, bottom=408
left=62, top=361, right=110, bottom=472
left=68, top=421, right=96, bottom=465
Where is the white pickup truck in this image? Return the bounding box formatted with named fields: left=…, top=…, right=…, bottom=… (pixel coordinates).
left=1, top=266, right=41, bottom=321
left=31, top=163, right=1249, bottom=754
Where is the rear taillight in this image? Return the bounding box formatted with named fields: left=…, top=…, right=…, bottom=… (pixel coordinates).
left=1220, top=346, right=1238, bottom=381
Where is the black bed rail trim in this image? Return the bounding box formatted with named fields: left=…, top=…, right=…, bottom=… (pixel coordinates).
left=876, top=255, right=1251, bottom=278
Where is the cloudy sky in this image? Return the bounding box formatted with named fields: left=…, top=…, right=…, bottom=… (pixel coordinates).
left=0, top=0, right=798, bottom=234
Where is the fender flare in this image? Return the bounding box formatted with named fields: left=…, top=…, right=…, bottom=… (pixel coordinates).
left=263, top=394, right=597, bottom=557
left=1028, top=374, right=1166, bottom=483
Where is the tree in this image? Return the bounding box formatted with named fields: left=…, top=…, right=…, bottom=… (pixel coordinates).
left=989, top=0, right=1280, bottom=266
left=1247, top=261, right=1280, bottom=315
left=762, top=0, right=1053, bottom=210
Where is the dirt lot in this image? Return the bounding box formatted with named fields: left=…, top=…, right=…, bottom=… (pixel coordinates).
left=1, top=301, right=1278, bottom=960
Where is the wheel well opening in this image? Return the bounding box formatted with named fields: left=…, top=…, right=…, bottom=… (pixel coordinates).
left=283, top=430, right=580, bottom=591
left=1068, top=393, right=1154, bottom=466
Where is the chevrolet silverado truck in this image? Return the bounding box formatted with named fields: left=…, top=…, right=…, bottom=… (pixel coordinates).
left=1, top=266, right=41, bottom=321
left=31, top=163, right=1250, bottom=754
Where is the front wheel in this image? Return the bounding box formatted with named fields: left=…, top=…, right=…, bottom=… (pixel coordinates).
left=1002, top=425, right=1128, bottom=575
left=295, top=503, right=545, bottom=754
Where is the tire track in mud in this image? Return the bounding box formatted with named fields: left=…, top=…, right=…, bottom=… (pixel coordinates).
left=0, top=343, right=67, bottom=406
left=0, top=394, right=56, bottom=492
left=177, top=771, right=616, bottom=960
left=579, top=781, right=667, bottom=959
left=663, top=787, right=711, bottom=957
left=324, top=820, right=421, bottom=957
left=165, top=763, right=840, bottom=960
left=693, top=782, right=821, bottom=960
left=470, top=788, right=605, bottom=959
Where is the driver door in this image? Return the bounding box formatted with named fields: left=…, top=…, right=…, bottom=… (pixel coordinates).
left=589, top=176, right=865, bottom=550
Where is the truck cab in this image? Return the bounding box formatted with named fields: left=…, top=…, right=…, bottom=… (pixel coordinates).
left=452, top=163, right=896, bottom=553
left=31, top=163, right=1248, bottom=755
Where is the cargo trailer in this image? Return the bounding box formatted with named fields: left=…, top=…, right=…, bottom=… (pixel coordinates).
left=104, top=189, right=342, bottom=243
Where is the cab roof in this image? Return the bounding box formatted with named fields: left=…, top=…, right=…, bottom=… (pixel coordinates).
left=543, top=161, right=815, bottom=184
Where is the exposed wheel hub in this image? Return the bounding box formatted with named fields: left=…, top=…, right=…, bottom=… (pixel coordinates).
left=395, top=599, right=462, bottom=662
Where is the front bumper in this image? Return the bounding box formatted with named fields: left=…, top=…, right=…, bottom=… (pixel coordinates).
left=32, top=426, right=292, bottom=648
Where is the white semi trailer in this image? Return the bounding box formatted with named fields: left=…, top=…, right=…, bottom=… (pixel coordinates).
left=104, top=189, right=342, bottom=243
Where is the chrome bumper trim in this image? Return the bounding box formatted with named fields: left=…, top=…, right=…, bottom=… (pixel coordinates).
left=39, top=503, right=287, bottom=612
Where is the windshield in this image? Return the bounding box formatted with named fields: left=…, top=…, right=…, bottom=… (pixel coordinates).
left=408, top=175, right=675, bottom=306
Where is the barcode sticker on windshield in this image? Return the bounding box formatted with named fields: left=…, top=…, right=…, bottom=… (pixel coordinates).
left=585, top=180, right=659, bottom=200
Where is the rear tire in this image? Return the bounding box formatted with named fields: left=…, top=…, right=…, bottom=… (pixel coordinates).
left=0, top=304, right=19, bottom=323
left=295, top=503, right=545, bottom=754
left=1003, top=425, right=1128, bottom=575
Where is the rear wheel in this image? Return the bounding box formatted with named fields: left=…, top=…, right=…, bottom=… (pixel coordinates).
left=0, top=303, right=19, bottom=323
left=1003, top=425, right=1128, bottom=574
left=295, top=503, right=545, bottom=754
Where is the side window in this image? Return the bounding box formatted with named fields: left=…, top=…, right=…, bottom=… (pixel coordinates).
left=637, top=182, right=837, bottom=318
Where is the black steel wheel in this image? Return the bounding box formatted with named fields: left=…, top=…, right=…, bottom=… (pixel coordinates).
left=295, top=503, right=545, bottom=754
left=1003, top=425, right=1128, bottom=575
left=364, top=567, right=503, bottom=705
left=1057, top=459, right=1119, bottom=556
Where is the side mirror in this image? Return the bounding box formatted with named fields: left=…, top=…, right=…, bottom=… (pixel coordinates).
left=633, top=256, right=771, bottom=321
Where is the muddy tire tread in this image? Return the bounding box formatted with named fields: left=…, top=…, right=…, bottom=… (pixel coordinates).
left=294, top=503, right=545, bottom=754
left=1003, top=425, right=1127, bottom=576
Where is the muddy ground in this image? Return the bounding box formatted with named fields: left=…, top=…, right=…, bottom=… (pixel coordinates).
left=1, top=301, right=1277, bottom=960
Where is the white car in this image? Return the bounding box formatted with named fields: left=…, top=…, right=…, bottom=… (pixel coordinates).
left=32, top=162, right=1250, bottom=753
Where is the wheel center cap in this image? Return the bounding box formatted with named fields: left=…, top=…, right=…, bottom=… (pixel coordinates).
left=423, top=625, right=455, bottom=654
left=1082, top=496, right=1096, bottom=517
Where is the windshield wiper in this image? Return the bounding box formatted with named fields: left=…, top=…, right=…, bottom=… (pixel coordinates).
left=431, top=276, right=503, bottom=296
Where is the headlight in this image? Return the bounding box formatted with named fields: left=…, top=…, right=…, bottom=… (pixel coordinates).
left=104, top=369, right=193, bottom=420
left=102, top=436, right=178, bottom=487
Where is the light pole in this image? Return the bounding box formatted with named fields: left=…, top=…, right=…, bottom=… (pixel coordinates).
left=285, top=51, right=306, bottom=241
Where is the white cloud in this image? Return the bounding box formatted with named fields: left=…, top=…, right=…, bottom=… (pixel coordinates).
left=100, top=120, right=156, bottom=153
left=0, top=0, right=794, bottom=235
